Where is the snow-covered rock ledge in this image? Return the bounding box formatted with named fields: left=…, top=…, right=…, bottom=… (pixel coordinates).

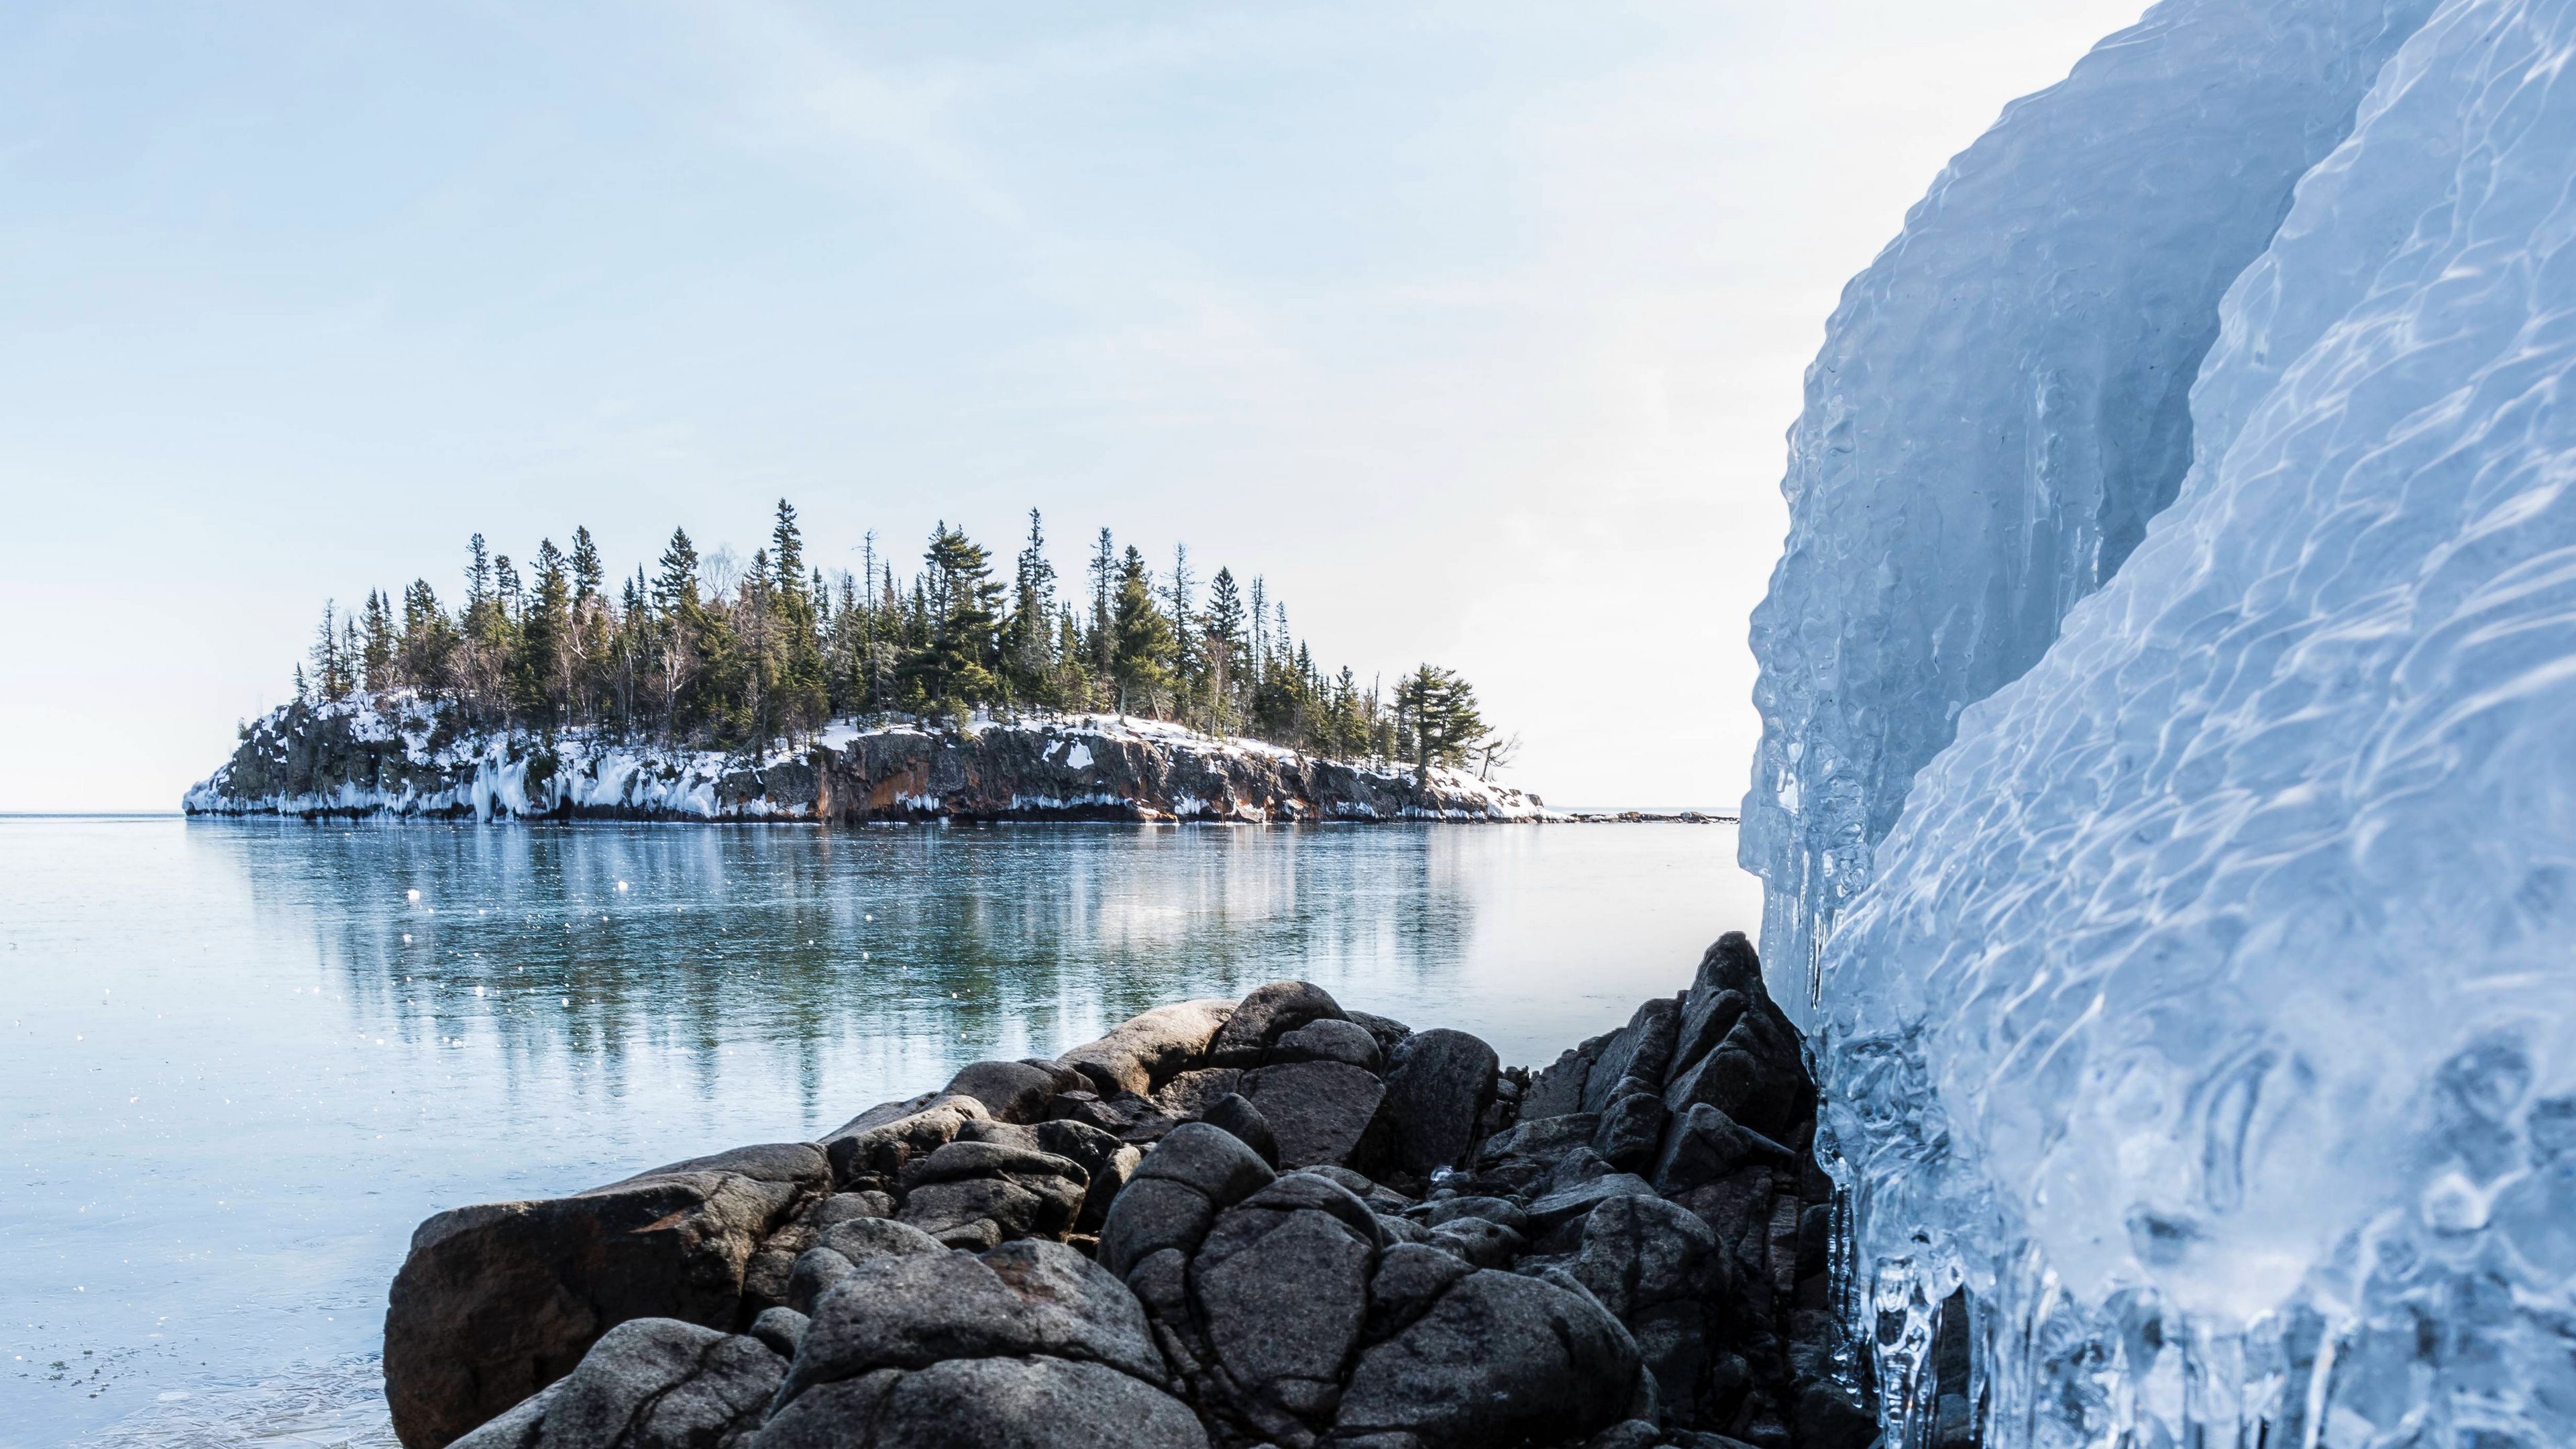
left=182, top=697, right=1554, bottom=824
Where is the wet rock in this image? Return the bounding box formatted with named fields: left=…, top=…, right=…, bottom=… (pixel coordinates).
left=1153, top=1066, right=1247, bottom=1120
left=1097, top=1122, right=1277, bottom=1278
left=1594, top=1087, right=1670, bottom=1175
left=384, top=1142, right=826, bottom=1449
left=1336, top=1267, right=1640, bottom=1447
left=1419, top=1195, right=1529, bottom=1238
left=945, top=1059, right=1075, bottom=1124
left=1345, top=1010, right=1413, bottom=1057
left=1582, top=999, right=1683, bottom=1114
left=894, top=1140, right=1089, bottom=1248
left=754, top=1354, right=1210, bottom=1449
left=1210, top=981, right=1349, bottom=1067
left=1056, top=999, right=1237, bottom=1097
left=1192, top=1177, right=1382, bottom=1440
left=786, top=1218, right=948, bottom=1315
left=1272, top=1017, right=1385, bottom=1071
left=458, top=1318, right=783, bottom=1449
left=1377, top=1030, right=1499, bottom=1181
left=1653, top=1104, right=1786, bottom=1196
left=1202, top=1092, right=1282, bottom=1167
left=1240, top=1059, right=1389, bottom=1171
left=1426, top=1216, right=1523, bottom=1268
left=1522, top=1032, right=1613, bottom=1120
left=782, top=1237, right=1167, bottom=1405
left=748, top=1306, right=808, bottom=1358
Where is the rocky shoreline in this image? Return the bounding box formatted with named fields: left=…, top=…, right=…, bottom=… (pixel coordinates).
left=386, top=933, right=1870, bottom=1449
left=186, top=699, right=1566, bottom=824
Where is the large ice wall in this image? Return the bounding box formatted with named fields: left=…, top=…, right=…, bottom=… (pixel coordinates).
left=1780, top=0, right=2576, bottom=1444
left=1741, top=0, right=2439, bottom=1008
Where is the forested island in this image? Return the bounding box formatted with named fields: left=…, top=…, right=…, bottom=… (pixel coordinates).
left=297, top=502, right=1503, bottom=775
left=185, top=504, right=1566, bottom=823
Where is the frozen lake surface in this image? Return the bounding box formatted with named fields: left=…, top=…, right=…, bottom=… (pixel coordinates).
left=1, top=816, right=1760, bottom=1447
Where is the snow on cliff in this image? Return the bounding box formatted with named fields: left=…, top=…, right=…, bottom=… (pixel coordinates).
left=184, top=696, right=1551, bottom=824
left=1751, top=0, right=2576, bottom=1444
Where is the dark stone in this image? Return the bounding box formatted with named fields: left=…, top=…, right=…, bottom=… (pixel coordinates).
left=1363, top=1242, right=1473, bottom=1344
left=1668, top=934, right=1770, bottom=1079
left=788, top=1218, right=949, bottom=1314
left=754, top=1355, right=1210, bottom=1449
left=1527, top=1173, right=1659, bottom=1234
left=782, top=1238, right=1166, bottom=1406
left=1421, top=1196, right=1529, bottom=1237
left=1210, top=981, right=1349, bottom=1067
left=1153, top=1067, right=1246, bottom=1120
left=1426, top=1217, right=1523, bottom=1269
left=1241, top=1059, right=1389, bottom=1170
left=808, top=1191, right=895, bottom=1228
left=465, top=1318, right=782, bottom=1449
left=384, top=1142, right=827, bottom=1449
left=1077, top=1143, right=1142, bottom=1234
left=1336, top=1268, right=1640, bottom=1446
left=1377, top=1029, right=1499, bottom=1179
left=1574, top=1196, right=1733, bottom=1417
left=941, top=1060, right=1067, bottom=1125
left=1593, top=1089, right=1669, bottom=1175
left=1477, top=1112, right=1601, bottom=1166
left=1521, top=1032, right=1612, bottom=1120
left=1273, top=1017, right=1385, bottom=1071
left=749, top=1305, right=809, bottom=1358
left=1653, top=1104, right=1786, bottom=1196
left=1795, top=1381, right=1882, bottom=1449
left=1194, top=1193, right=1379, bottom=1439
left=1096, top=1124, right=1276, bottom=1279
left=1345, top=1010, right=1413, bottom=1057
left=1581, top=999, right=1682, bottom=1114
left=1673, top=1168, right=1778, bottom=1265
left=1661, top=1002, right=1808, bottom=1143
left=1201, top=1093, right=1281, bottom=1167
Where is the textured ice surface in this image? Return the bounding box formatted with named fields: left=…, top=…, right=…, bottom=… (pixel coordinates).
left=1741, top=0, right=2439, bottom=1007
left=1776, top=0, right=2576, bottom=1444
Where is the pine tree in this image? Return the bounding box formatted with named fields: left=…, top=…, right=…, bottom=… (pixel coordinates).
left=1111, top=545, right=1175, bottom=714
left=361, top=590, right=396, bottom=694
left=902, top=523, right=1003, bottom=710
left=1394, top=663, right=1486, bottom=773
left=1203, top=568, right=1245, bottom=729
left=521, top=538, right=572, bottom=728
left=1087, top=529, right=1118, bottom=680
left=1006, top=510, right=1057, bottom=705
left=766, top=500, right=828, bottom=741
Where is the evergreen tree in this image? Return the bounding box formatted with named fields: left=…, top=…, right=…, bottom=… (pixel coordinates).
left=1087, top=529, right=1118, bottom=679
left=1111, top=545, right=1175, bottom=714
left=1006, top=510, right=1057, bottom=704
left=1203, top=568, right=1245, bottom=727
left=766, top=500, right=828, bottom=741
left=360, top=590, right=396, bottom=693
left=1394, top=663, right=1486, bottom=773
left=901, top=523, right=1003, bottom=709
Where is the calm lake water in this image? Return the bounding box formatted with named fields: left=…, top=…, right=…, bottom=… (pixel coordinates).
left=2, top=816, right=1762, bottom=1448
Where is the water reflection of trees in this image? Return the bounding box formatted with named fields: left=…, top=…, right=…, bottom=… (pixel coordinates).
left=201, top=821, right=1478, bottom=1126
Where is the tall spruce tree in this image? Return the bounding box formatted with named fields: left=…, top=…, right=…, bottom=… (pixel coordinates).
left=1111, top=545, right=1175, bottom=714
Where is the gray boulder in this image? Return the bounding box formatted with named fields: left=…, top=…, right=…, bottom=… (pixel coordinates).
left=1581, top=998, right=1683, bottom=1114
left=1097, top=1122, right=1277, bottom=1277
left=1377, top=1029, right=1499, bottom=1180
left=1336, top=1267, right=1641, bottom=1446
left=1240, top=1059, right=1388, bottom=1170
left=1653, top=1103, right=1789, bottom=1196
left=1209, top=981, right=1348, bottom=1067
left=781, top=1238, right=1167, bottom=1407
left=1271, top=1017, right=1385, bottom=1071
left=1190, top=1175, right=1383, bottom=1440
left=1055, top=999, right=1236, bottom=1097
left=385, top=1142, right=827, bottom=1449
left=893, top=1140, right=1089, bottom=1249
left=786, top=1218, right=947, bottom=1316
left=445, top=1318, right=783, bottom=1449
left=1201, top=1092, right=1281, bottom=1167
left=1594, top=1087, right=1670, bottom=1175
left=1574, top=1195, right=1733, bottom=1417
left=754, top=1354, right=1208, bottom=1449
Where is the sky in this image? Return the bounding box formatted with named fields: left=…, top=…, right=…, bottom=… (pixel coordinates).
left=0, top=0, right=2147, bottom=812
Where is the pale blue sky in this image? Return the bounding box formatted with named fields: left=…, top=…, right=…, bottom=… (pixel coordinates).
left=0, top=1, right=2143, bottom=810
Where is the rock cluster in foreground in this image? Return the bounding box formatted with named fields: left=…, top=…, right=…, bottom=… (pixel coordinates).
left=386, top=933, right=1874, bottom=1449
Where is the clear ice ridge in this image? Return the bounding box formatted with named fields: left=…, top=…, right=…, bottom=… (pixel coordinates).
left=1743, top=0, right=2576, bottom=1444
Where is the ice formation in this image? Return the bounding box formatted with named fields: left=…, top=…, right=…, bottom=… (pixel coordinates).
left=1741, top=0, right=2440, bottom=1006
left=1748, top=0, right=2576, bottom=1444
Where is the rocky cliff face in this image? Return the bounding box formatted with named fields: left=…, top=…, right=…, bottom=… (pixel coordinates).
left=386, top=934, right=1872, bottom=1449
left=183, top=698, right=1546, bottom=823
